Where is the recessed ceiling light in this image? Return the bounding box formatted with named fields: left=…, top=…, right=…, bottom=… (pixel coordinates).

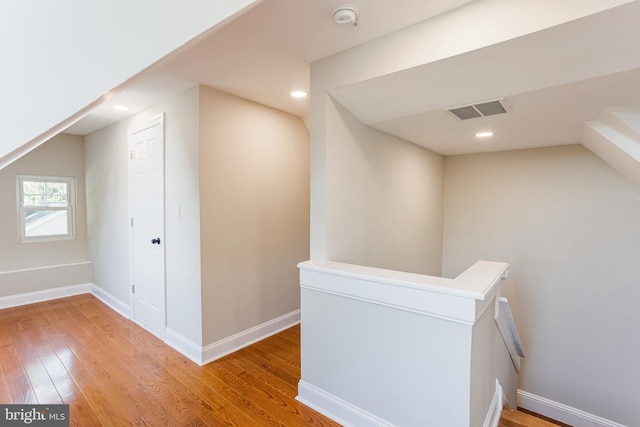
left=112, top=105, right=129, bottom=111
left=475, top=131, right=494, bottom=138
left=290, top=91, right=308, bottom=98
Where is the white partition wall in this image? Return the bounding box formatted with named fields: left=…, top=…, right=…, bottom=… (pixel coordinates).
left=297, top=260, right=519, bottom=427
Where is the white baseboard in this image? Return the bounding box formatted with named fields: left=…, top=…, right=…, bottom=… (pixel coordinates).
left=0, top=283, right=92, bottom=309
left=90, top=284, right=130, bottom=319
left=0, top=285, right=300, bottom=370
left=483, top=380, right=503, bottom=427
left=165, top=328, right=203, bottom=365
left=296, top=380, right=393, bottom=427
left=0, top=280, right=131, bottom=320
left=517, top=390, right=627, bottom=427
left=164, top=309, right=301, bottom=366
left=201, top=309, right=301, bottom=365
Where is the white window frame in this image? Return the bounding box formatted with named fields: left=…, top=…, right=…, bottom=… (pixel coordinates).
left=16, top=175, right=76, bottom=243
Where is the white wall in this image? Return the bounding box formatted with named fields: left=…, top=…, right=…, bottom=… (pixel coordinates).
left=470, top=297, right=519, bottom=425
left=442, top=145, right=640, bottom=426
left=137, top=87, right=203, bottom=346
left=308, top=7, right=640, bottom=424
left=310, top=0, right=638, bottom=264
left=199, top=86, right=310, bottom=346
left=87, top=84, right=309, bottom=350
left=301, top=288, right=472, bottom=426
left=309, top=1, right=631, bottom=271
left=85, top=86, right=203, bottom=344
left=324, top=98, right=444, bottom=275
left=85, top=121, right=130, bottom=304
left=0, top=0, right=257, bottom=169
left=0, top=134, right=89, bottom=296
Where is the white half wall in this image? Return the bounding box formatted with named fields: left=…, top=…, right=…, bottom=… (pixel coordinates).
left=442, top=145, right=640, bottom=427
left=300, top=287, right=472, bottom=426
left=297, top=260, right=514, bottom=427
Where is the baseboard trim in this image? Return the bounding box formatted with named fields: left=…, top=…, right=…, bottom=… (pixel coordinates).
left=164, top=310, right=301, bottom=366
left=201, top=309, right=301, bottom=365
left=483, top=380, right=503, bottom=427
left=0, top=286, right=300, bottom=370
left=90, top=285, right=130, bottom=319
left=165, top=328, right=203, bottom=365
left=0, top=281, right=131, bottom=322
left=0, top=283, right=91, bottom=309
left=296, top=380, right=393, bottom=427
left=517, top=390, right=627, bottom=427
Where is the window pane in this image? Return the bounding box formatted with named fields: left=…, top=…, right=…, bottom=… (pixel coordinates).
left=24, top=210, right=68, bottom=237
left=22, top=180, right=68, bottom=207
left=23, top=181, right=44, bottom=196
left=24, top=195, right=45, bottom=206
left=18, top=175, right=75, bottom=242
left=45, top=182, right=68, bottom=206
left=23, top=181, right=44, bottom=207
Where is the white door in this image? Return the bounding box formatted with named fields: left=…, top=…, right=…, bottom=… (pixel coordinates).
left=129, top=115, right=165, bottom=338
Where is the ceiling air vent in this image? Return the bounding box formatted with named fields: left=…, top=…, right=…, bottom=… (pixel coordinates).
left=446, top=98, right=510, bottom=120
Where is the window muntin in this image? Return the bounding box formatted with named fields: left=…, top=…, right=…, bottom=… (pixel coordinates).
left=17, top=175, right=75, bottom=242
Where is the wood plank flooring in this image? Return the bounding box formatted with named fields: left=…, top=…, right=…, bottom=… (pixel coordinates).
left=1, top=294, right=570, bottom=426
left=0, top=294, right=339, bottom=426
left=500, top=408, right=570, bottom=427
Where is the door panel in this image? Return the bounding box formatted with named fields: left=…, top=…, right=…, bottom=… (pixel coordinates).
left=130, top=116, right=165, bottom=338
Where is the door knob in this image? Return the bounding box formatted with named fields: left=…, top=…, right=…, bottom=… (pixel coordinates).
left=151, top=237, right=161, bottom=245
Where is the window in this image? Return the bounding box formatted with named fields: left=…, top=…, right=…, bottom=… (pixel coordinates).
left=17, top=175, right=76, bottom=242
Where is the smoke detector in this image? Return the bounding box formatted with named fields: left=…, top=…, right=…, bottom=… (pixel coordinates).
left=333, top=4, right=358, bottom=26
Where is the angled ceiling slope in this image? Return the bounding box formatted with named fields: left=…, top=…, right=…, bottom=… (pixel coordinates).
left=66, top=0, right=474, bottom=136
left=329, top=0, right=640, bottom=156
left=583, top=106, right=640, bottom=187
left=65, top=0, right=640, bottom=183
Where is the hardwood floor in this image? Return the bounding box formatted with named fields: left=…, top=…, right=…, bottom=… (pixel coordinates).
left=0, top=294, right=339, bottom=426
left=500, top=408, right=570, bottom=427
left=1, top=294, right=572, bottom=427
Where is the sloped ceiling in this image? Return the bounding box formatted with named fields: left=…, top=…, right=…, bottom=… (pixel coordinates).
left=328, top=0, right=640, bottom=155
left=67, top=0, right=474, bottom=136
left=67, top=0, right=640, bottom=159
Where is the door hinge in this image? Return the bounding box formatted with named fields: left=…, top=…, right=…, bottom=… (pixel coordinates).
left=132, top=284, right=135, bottom=294
left=130, top=218, right=133, bottom=227
left=129, top=150, right=133, bottom=160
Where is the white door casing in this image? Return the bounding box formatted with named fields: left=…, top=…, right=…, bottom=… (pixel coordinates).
left=129, top=114, right=166, bottom=338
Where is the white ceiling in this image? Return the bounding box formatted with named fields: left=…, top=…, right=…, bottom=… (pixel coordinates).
left=64, top=73, right=196, bottom=136
left=67, top=0, right=473, bottom=135
left=66, top=0, right=640, bottom=157
left=159, top=0, right=474, bottom=119
left=370, top=68, right=640, bottom=155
